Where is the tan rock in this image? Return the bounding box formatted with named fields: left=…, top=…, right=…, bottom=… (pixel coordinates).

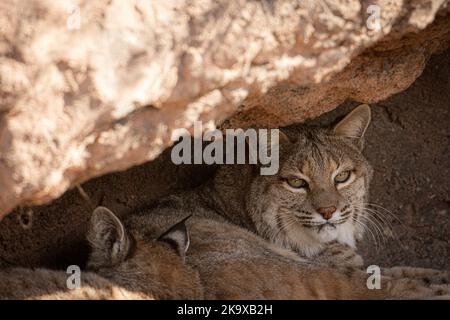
left=0, top=0, right=449, bottom=219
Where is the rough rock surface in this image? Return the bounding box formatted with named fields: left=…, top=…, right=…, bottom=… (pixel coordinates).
left=0, top=0, right=450, bottom=219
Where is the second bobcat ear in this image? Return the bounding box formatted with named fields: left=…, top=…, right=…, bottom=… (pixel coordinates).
left=87, top=206, right=132, bottom=269
left=333, top=104, right=371, bottom=150
left=158, top=215, right=191, bottom=261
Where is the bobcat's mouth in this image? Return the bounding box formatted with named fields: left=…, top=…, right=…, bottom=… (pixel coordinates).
left=317, top=222, right=337, bottom=232
left=312, top=215, right=350, bottom=232
left=301, top=221, right=337, bottom=232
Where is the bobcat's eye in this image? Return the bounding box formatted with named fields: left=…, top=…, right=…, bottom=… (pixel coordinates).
left=334, top=170, right=351, bottom=184
left=286, top=178, right=308, bottom=189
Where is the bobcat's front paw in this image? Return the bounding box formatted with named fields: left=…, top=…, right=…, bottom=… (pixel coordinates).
left=315, top=241, right=364, bottom=269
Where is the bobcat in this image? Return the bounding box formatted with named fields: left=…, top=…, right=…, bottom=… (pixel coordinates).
left=122, top=104, right=450, bottom=299
left=0, top=207, right=203, bottom=300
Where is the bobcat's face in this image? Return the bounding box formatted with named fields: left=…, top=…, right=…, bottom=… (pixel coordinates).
left=248, top=105, right=373, bottom=256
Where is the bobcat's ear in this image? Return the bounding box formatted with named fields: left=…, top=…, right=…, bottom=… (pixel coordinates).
left=333, top=104, right=371, bottom=150
left=158, top=215, right=191, bottom=261
left=87, top=206, right=132, bottom=269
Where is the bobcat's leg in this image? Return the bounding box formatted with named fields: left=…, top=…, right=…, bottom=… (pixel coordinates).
left=334, top=268, right=450, bottom=299
left=382, top=266, right=450, bottom=286
left=303, top=267, right=450, bottom=299
left=384, top=277, right=450, bottom=299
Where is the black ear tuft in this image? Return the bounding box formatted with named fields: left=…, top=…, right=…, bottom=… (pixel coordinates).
left=333, top=104, right=371, bottom=150
left=158, top=215, right=192, bottom=260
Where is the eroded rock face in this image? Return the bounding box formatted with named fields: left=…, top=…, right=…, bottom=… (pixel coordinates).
left=0, top=0, right=449, bottom=219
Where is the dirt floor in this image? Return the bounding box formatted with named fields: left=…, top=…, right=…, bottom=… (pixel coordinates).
left=0, top=48, right=448, bottom=271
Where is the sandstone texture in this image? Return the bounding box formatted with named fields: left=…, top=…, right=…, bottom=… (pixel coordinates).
left=0, top=0, right=449, bottom=219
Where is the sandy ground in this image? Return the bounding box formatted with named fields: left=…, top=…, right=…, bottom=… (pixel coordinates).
left=0, top=49, right=448, bottom=271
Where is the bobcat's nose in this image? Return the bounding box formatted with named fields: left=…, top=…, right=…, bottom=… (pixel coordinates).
left=316, top=206, right=337, bottom=220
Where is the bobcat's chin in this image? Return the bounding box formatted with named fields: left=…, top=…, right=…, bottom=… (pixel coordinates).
left=313, top=224, right=339, bottom=242
left=287, top=221, right=357, bottom=257
left=300, top=223, right=340, bottom=245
